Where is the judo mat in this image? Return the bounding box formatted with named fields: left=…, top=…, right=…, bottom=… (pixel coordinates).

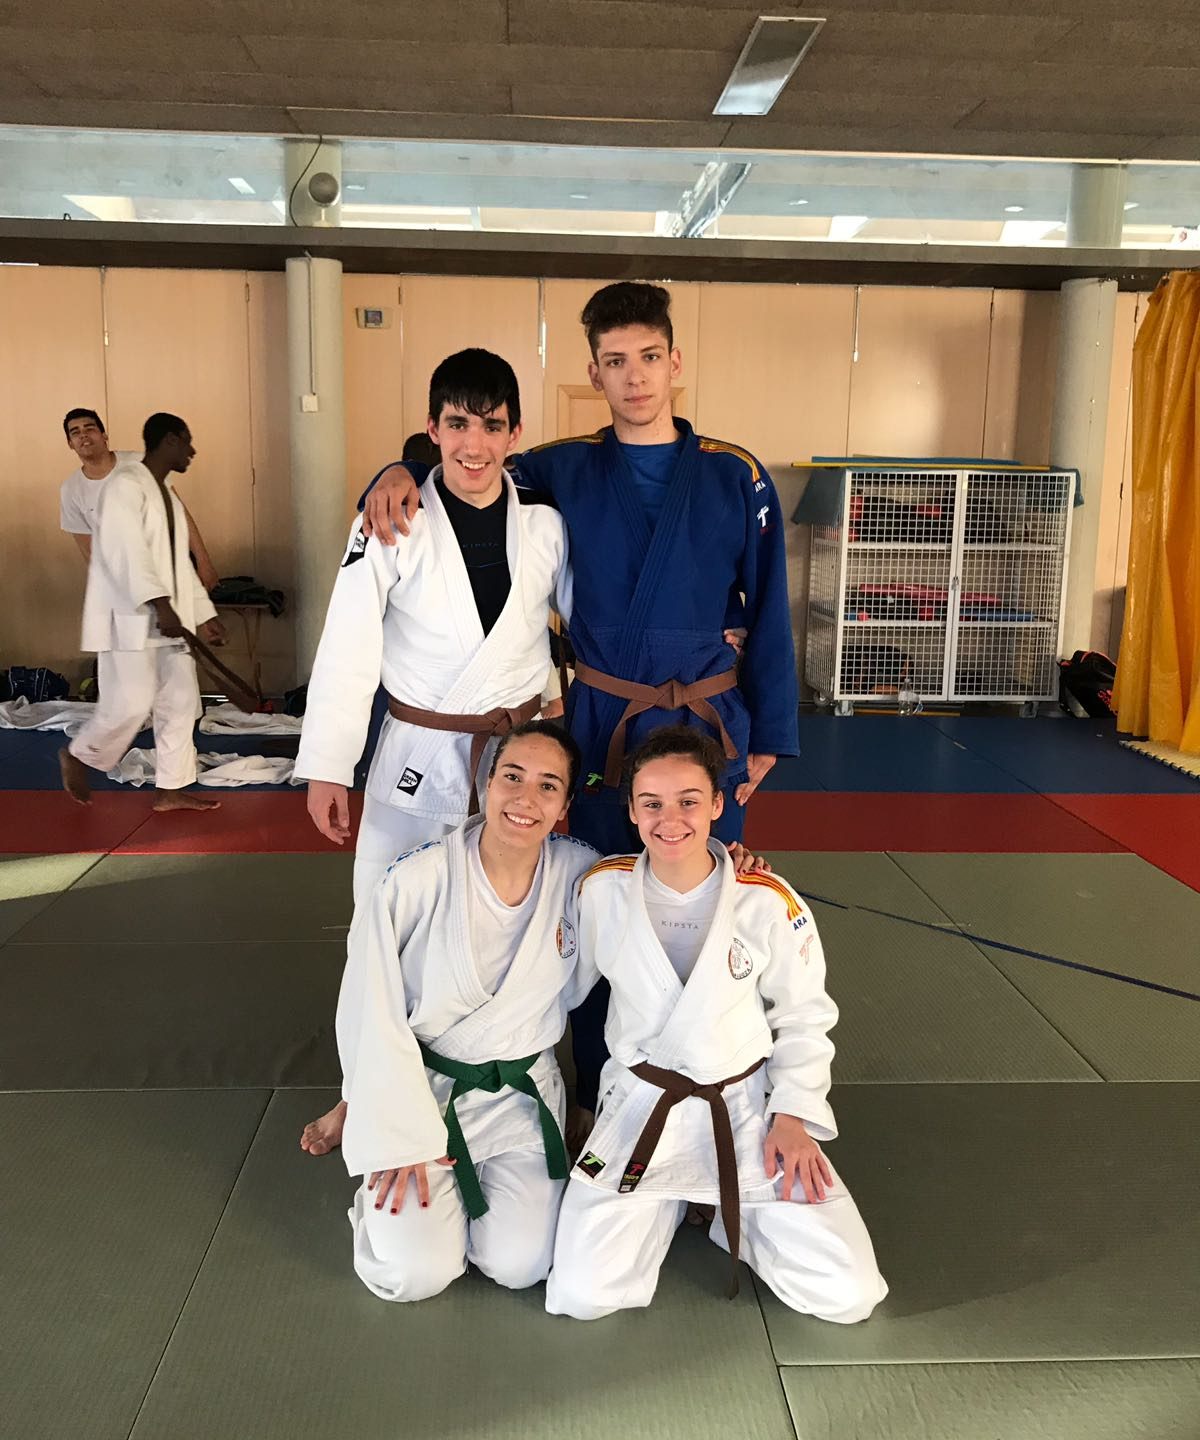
left=760, top=1083, right=1200, bottom=1364
left=781, top=1361, right=1200, bottom=1440
left=0, top=1089, right=271, bottom=1440
left=123, top=1089, right=796, bottom=1440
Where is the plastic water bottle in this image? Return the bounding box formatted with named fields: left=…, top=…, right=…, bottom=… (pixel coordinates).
left=898, top=681, right=922, bottom=716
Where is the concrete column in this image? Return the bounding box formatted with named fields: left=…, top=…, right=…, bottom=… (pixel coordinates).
left=1066, top=164, right=1127, bottom=248
left=1050, top=276, right=1118, bottom=654
left=286, top=255, right=347, bottom=678
left=284, top=138, right=343, bottom=227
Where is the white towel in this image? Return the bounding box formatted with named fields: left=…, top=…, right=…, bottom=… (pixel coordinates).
left=198, top=703, right=303, bottom=736
left=106, top=748, right=300, bottom=788
left=0, top=698, right=96, bottom=737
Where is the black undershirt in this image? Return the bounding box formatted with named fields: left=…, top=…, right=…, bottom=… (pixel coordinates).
left=435, top=476, right=511, bottom=636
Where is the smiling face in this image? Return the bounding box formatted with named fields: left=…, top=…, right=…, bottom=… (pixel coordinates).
left=65, top=414, right=109, bottom=465
left=483, top=732, right=572, bottom=850
left=587, top=323, right=681, bottom=435
left=428, top=401, right=521, bottom=508
left=628, top=754, right=723, bottom=870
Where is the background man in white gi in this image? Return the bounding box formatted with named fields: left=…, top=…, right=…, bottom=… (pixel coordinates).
left=295, top=348, right=570, bottom=1156
left=545, top=726, right=887, bottom=1324
left=60, top=407, right=218, bottom=588
left=59, top=413, right=227, bottom=813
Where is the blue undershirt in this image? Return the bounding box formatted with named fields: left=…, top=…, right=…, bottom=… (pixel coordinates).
left=618, top=436, right=683, bottom=528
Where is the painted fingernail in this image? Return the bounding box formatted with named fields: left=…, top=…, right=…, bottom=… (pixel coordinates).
left=421, top=1201, right=428, bottom=1208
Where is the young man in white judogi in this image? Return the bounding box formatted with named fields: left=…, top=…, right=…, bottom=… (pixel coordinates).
left=295, top=349, right=571, bottom=1156
left=343, top=724, right=598, bottom=1300
left=59, top=406, right=218, bottom=587
left=59, top=413, right=227, bottom=814
left=545, top=726, right=888, bottom=1323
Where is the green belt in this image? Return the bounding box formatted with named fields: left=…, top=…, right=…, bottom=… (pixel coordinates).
left=418, top=1042, right=569, bottom=1220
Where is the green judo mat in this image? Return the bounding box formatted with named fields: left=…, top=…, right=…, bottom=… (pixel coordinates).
left=761, top=1082, right=1200, bottom=1365
left=890, top=853, right=1200, bottom=1080
left=0, top=1090, right=270, bottom=1440
left=125, top=1090, right=796, bottom=1440
left=0, top=852, right=102, bottom=944
left=781, top=1360, right=1200, bottom=1440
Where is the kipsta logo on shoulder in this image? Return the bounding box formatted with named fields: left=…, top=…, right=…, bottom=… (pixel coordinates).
left=396, top=767, right=424, bottom=794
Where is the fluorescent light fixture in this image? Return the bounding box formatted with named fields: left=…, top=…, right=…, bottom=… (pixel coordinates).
left=228, top=176, right=255, bottom=196
left=1000, top=218, right=1061, bottom=245
left=828, top=214, right=868, bottom=241
left=789, top=198, right=809, bottom=206
left=1004, top=204, right=1024, bottom=213
left=713, top=15, right=825, bottom=116
left=345, top=183, right=366, bottom=192
left=569, top=192, right=589, bottom=200
left=1124, top=201, right=1139, bottom=210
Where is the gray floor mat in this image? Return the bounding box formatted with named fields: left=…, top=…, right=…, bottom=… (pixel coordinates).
left=890, top=853, right=1200, bottom=1080
left=0, top=940, right=342, bottom=1088
left=129, top=1090, right=796, bottom=1440
left=0, top=853, right=101, bottom=943
left=781, top=1360, right=1200, bottom=1440
left=761, top=1083, right=1200, bottom=1364
left=0, top=1089, right=269, bottom=1440
left=15, top=853, right=356, bottom=944
left=820, top=908, right=1098, bottom=1082
left=761, top=851, right=952, bottom=923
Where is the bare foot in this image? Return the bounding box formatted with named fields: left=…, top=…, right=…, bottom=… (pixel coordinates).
left=59, top=747, right=92, bottom=806
left=152, top=790, right=222, bottom=812
left=301, top=1100, right=347, bottom=1156
left=686, top=1203, right=716, bottom=1228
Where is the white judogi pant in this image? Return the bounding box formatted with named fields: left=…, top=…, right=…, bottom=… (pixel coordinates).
left=545, top=1166, right=887, bottom=1323
left=351, top=793, right=456, bottom=906
left=69, top=646, right=200, bottom=791
left=351, top=1148, right=565, bottom=1302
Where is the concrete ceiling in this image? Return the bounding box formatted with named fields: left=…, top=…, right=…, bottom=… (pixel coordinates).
left=4, top=0, right=1200, bottom=162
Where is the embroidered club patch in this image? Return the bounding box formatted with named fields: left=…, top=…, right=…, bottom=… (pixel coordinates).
left=619, top=1161, right=646, bottom=1193
left=577, top=1151, right=606, bottom=1178
left=395, top=767, right=424, bottom=795
left=556, top=916, right=577, bottom=959
left=728, top=936, right=753, bottom=979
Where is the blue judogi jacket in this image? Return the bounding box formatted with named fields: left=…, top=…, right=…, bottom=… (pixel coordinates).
left=361, top=420, right=798, bottom=791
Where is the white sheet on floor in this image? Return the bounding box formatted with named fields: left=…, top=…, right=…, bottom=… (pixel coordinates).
left=0, top=698, right=96, bottom=737
left=198, top=703, right=302, bottom=736
left=106, top=747, right=300, bottom=788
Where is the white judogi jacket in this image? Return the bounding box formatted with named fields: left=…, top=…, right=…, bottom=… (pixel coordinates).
left=574, top=843, right=838, bottom=1205
left=79, top=460, right=215, bottom=653
left=339, top=819, right=599, bottom=1180
left=295, top=469, right=571, bottom=823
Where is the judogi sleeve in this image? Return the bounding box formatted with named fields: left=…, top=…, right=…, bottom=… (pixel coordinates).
left=507, top=448, right=554, bottom=497
left=293, top=517, right=401, bottom=787
left=561, top=873, right=601, bottom=1012
left=758, top=894, right=838, bottom=1142
left=356, top=459, right=432, bottom=512
left=60, top=478, right=90, bottom=534
left=736, top=463, right=800, bottom=758
left=95, top=474, right=171, bottom=609
left=339, top=871, right=449, bottom=1178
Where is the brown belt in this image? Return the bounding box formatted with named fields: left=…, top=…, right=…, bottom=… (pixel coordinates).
left=182, top=628, right=262, bottom=714
left=572, top=663, right=739, bottom=788
left=622, top=1056, right=766, bottom=1297
left=385, top=692, right=542, bottom=814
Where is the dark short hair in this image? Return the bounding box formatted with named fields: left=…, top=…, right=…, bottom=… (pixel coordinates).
left=626, top=723, right=725, bottom=797
left=401, top=432, right=440, bottom=466
left=63, top=408, right=104, bottom=438
left=490, top=719, right=581, bottom=797
left=428, top=348, right=521, bottom=430
left=143, top=412, right=189, bottom=450
left=581, top=282, right=673, bottom=356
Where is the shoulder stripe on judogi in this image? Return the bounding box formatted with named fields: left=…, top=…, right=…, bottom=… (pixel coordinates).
left=736, top=871, right=801, bottom=921
left=527, top=431, right=606, bottom=454
left=581, top=855, right=638, bottom=886
left=698, top=437, right=761, bottom=484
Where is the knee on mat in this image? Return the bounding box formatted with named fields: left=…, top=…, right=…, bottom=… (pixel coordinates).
left=354, top=1246, right=464, bottom=1304
left=778, top=1263, right=887, bottom=1325
left=474, top=1234, right=552, bottom=1292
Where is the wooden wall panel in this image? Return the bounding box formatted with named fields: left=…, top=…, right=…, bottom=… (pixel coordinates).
left=694, top=283, right=857, bottom=693
left=398, top=276, right=543, bottom=447
left=342, top=274, right=406, bottom=512
left=542, top=278, right=700, bottom=440
left=246, top=272, right=296, bottom=693
left=103, top=269, right=256, bottom=583
left=983, top=290, right=1059, bottom=463
left=848, top=287, right=994, bottom=457
left=0, top=266, right=107, bottom=681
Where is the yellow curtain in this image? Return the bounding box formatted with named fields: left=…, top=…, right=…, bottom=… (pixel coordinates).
left=1113, top=272, right=1200, bottom=752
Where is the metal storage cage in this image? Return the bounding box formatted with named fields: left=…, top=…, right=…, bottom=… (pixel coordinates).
left=805, top=465, right=1074, bottom=713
